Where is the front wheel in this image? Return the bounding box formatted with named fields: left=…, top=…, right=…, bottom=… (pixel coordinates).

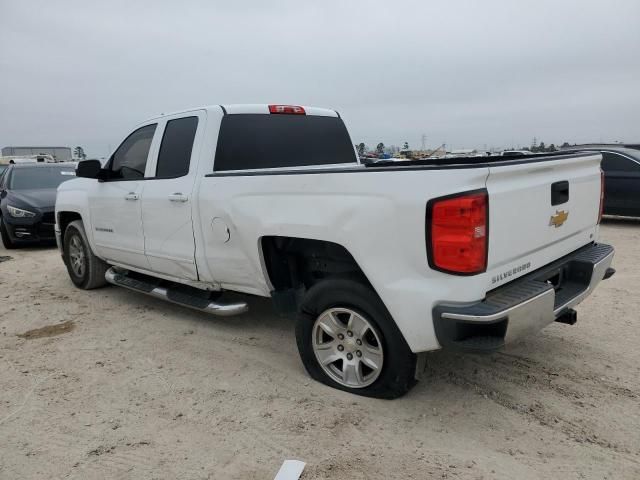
left=0, top=217, right=16, bottom=249
left=63, top=220, right=108, bottom=289
left=296, top=278, right=416, bottom=399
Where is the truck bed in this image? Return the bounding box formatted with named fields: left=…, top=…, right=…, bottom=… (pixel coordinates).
left=365, top=151, right=588, bottom=169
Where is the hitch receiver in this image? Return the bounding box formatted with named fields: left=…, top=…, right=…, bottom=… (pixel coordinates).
left=555, top=308, right=577, bottom=325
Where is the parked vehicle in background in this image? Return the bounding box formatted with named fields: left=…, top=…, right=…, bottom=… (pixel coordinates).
left=565, top=146, right=640, bottom=217
left=0, top=163, right=77, bottom=248
left=55, top=104, right=614, bottom=398
left=501, top=150, right=531, bottom=156
left=561, top=143, right=640, bottom=152
left=1, top=157, right=38, bottom=177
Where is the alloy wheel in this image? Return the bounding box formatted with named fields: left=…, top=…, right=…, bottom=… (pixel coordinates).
left=68, top=234, right=86, bottom=278
left=312, top=307, right=384, bottom=388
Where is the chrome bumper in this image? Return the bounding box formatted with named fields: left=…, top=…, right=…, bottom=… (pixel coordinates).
left=433, top=243, right=615, bottom=351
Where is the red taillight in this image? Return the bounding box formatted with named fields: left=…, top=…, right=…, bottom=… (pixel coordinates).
left=427, top=191, right=488, bottom=275
left=268, top=104, right=306, bottom=115
left=598, top=169, right=605, bottom=224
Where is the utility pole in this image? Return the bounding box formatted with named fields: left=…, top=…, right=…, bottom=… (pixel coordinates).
left=421, top=134, right=427, bottom=151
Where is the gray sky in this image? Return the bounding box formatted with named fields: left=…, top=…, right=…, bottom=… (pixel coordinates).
left=1, top=0, right=639, bottom=157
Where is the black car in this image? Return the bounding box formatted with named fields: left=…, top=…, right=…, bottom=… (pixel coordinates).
left=566, top=147, right=640, bottom=217
left=0, top=163, right=77, bottom=248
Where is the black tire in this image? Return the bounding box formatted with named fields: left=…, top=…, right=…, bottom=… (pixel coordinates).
left=63, top=220, right=109, bottom=289
left=296, top=278, right=416, bottom=399
left=0, top=217, right=16, bottom=249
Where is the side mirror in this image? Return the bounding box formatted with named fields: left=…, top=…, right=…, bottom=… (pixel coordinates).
left=76, top=159, right=102, bottom=179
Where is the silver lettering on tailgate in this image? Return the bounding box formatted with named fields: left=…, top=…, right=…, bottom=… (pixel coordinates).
left=492, top=262, right=531, bottom=285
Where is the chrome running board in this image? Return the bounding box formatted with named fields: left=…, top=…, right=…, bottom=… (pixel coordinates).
left=105, top=267, right=248, bottom=316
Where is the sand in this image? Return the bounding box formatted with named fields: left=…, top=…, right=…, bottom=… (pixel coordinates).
left=1, top=219, right=638, bottom=479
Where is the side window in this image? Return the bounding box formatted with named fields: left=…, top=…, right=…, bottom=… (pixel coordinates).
left=601, top=152, right=640, bottom=173
left=109, top=124, right=157, bottom=180
left=155, top=117, right=198, bottom=178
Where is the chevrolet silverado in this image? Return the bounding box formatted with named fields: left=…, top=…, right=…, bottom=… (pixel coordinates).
left=55, top=104, right=615, bottom=398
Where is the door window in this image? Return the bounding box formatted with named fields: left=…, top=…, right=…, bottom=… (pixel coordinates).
left=601, top=152, right=640, bottom=172
left=109, top=124, right=157, bottom=180
left=155, top=117, right=198, bottom=178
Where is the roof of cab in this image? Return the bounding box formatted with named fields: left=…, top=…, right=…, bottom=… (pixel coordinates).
left=149, top=104, right=339, bottom=120
left=221, top=104, right=339, bottom=117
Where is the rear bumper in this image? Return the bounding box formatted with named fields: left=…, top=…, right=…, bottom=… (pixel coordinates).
left=433, top=243, right=614, bottom=352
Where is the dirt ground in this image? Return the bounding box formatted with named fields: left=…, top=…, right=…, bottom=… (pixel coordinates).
left=1, top=220, right=639, bottom=480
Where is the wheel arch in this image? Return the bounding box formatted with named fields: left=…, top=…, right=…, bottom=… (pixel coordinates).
left=259, top=236, right=382, bottom=314
left=260, top=236, right=369, bottom=288
left=57, top=211, right=83, bottom=239
left=56, top=210, right=101, bottom=260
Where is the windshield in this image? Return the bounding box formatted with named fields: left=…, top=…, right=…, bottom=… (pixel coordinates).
left=8, top=167, right=76, bottom=190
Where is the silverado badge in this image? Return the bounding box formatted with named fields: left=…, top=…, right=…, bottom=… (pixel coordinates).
left=549, top=210, right=569, bottom=228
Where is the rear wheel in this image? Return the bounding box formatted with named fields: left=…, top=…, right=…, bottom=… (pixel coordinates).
left=63, top=220, right=108, bottom=289
left=296, top=278, right=416, bottom=399
left=0, top=217, right=16, bottom=249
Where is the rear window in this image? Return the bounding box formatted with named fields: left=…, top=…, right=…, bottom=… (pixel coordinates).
left=213, top=114, right=356, bottom=171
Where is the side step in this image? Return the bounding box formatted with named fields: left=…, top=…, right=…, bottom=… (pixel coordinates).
left=105, top=268, right=248, bottom=316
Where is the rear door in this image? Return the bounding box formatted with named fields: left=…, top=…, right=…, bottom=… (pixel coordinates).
left=601, top=151, right=640, bottom=215
left=484, top=153, right=602, bottom=289
left=89, top=123, right=157, bottom=269
left=140, top=112, right=204, bottom=280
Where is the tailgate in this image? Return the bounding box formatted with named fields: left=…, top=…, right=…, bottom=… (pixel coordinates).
left=485, top=153, right=602, bottom=289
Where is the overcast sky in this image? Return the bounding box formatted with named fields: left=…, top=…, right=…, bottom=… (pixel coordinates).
left=1, top=0, right=639, bottom=156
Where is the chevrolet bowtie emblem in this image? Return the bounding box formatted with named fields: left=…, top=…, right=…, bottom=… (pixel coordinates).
left=549, top=210, right=569, bottom=228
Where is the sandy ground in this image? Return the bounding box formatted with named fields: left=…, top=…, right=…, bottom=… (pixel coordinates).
left=1, top=220, right=639, bottom=480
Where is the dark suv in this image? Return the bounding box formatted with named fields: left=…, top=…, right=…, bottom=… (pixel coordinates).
left=566, top=147, right=640, bottom=217
left=0, top=163, right=77, bottom=248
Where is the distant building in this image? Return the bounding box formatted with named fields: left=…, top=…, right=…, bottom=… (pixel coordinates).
left=1, top=146, right=72, bottom=162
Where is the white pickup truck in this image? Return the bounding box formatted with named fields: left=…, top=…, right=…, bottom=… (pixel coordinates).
left=55, top=104, right=615, bottom=398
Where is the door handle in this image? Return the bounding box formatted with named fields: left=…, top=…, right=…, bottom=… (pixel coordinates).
left=168, top=193, right=189, bottom=203
left=125, top=192, right=139, bottom=201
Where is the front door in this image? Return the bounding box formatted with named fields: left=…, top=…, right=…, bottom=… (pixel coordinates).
left=140, top=113, right=203, bottom=280
left=89, top=123, right=157, bottom=270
